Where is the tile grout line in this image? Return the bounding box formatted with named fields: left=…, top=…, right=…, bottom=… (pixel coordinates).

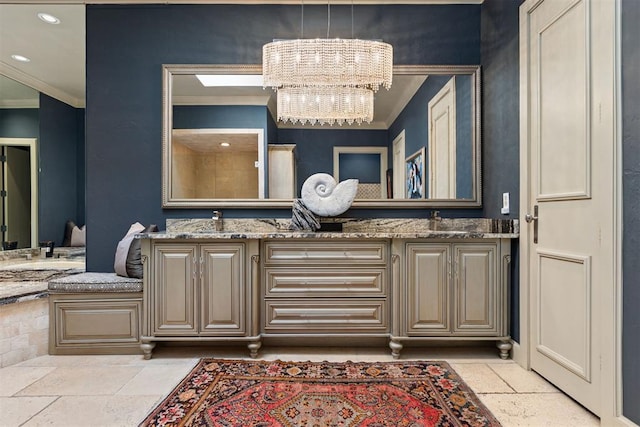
left=5, top=366, right=57, bottom=397
left=484, top=363, right=518, bottom=393
left=17, top=395, right=61, bottom=427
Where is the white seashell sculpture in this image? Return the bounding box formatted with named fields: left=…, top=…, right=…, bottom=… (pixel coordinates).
left=301, top=173, right=359, bottom=217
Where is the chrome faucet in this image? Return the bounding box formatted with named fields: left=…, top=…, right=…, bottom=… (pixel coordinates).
left=429, top=210, right=442, bottom=231
left=212, top=210, right=223, bottom=231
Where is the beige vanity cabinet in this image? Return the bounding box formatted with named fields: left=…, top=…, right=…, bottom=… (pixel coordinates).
left=151, top=243, right=197, bottom=334
left=140, top=239, right=260, bottom=359
left=390, top=239, right=511, bottom=359
left=261, top=239, right=390, bottom=337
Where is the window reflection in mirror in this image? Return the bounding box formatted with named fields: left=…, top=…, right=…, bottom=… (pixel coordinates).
left=162, top=65, right=481, bottom=208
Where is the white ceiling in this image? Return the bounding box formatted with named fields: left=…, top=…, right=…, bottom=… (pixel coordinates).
left=0, top=4, right=85, bottom=107
left=173, top=130, right=259, bottom=153
left=0, top=1, right=479, bottom=113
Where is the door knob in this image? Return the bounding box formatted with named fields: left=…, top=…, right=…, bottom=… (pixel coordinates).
left=525, top=205, right=539, bottom=243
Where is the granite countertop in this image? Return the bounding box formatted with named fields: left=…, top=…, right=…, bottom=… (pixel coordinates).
left=137, top=218, right=519, bottom=240
left=0, top=257, right=86, bottom=305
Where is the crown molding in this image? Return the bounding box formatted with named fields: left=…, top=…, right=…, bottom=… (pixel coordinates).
left=0, top=99, right=39, bottom=109
left=173, top=95, right=272, bottom=106
left=0, top=62, right=84, bottom=108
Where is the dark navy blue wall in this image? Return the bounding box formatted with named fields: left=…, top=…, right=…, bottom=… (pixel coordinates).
left=339, top=153, right=381, bottom=183
left=38, top=94, right=83, bottom=246
left=267, top=111, right=278, bottom=145
left=388, top=75, right=473, bottom=198
left=76, top=109, right=86, bottom=225
left=265, top=111, right=280, bottom=197
left=622, top=0, right=640, bottom=422
left=85, top=3, right=481, bottom=271
left=278, top=129, right=388, bottom=195
left=481, top=0, right=520, bottom=341
left=455, top=75, right=472, bottom=199
left=173, top=105, right=266, bottom=129
left=0, top=109, right=39, bottom=138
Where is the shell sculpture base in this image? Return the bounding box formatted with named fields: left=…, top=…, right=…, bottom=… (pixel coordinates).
left=291, top=199, right=321, bottom=231
left=300, top=173, right=359, bottom=217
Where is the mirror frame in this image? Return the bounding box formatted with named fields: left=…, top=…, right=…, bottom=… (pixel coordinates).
left=162, top=64, right=481, bottom=209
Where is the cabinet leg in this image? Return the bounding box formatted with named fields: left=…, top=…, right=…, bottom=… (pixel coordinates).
left=389, top=339, right=403, bottom=359
left=248, top=340, right=262, bottom=359
left=497, top=340, right=512, bottom=360
left=141, top=342, right=156, bottom=360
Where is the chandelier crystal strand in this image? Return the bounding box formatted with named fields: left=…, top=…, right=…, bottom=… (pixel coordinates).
left=277, top=86, right=374, bottom=126
left=263, top=38, right=393, bottom=91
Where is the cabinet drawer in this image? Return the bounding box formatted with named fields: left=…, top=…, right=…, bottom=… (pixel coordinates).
left=263, top=240, right=387, bottom=265
left=264, top=299, right=388, bottom=333
left=265, top=268, right=386, bottom=297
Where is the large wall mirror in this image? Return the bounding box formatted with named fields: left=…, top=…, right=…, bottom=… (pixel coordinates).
left=162, top=64, right=481, bottom=208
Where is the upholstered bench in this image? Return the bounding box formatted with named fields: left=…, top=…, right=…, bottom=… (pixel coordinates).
left=48, top=273, right=143, bottom=355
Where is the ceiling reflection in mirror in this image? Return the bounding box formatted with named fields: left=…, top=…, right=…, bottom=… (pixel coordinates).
left=162, top=65, right=481, bottom=208
left=0, top=74, right=39, bottom=108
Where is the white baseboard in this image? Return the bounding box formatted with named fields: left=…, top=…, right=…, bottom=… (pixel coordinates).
left=510, top=340, right=529, bottom=369
left=607, top=416, right=639, bottom=427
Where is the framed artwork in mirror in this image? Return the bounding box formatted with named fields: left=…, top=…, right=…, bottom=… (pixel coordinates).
left=406, top=148, right=425, bottom=199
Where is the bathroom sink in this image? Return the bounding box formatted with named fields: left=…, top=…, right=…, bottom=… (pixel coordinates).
left=318, top=223, right=343, bottom=232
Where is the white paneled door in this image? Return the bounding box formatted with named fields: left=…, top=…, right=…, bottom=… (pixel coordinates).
left=392, top=130, right=405, bottom=199
left=428, top=77, right=457, bottom=199
left=521, top=0, right=617, bottom=417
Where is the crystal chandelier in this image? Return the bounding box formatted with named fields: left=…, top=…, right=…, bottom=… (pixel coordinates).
left=277, top=85, right=374, bottom=126
left=261, top=1, right=392, bottom=126
left=263, top=38, right=393, bottom=91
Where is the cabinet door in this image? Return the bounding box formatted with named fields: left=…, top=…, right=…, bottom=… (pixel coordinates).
left=405, top=243, right=450, bottom=335
left=200, top=243, right=246, bottom=335
left=453, top=243, right=498, bottom=334
left=153, top=244, right=197, bottom=335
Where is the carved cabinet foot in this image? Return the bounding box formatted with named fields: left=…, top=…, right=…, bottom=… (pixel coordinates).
left=497, top=340, right=512, bottom=360
left=141, top=342, right=156, bottom=360
left=248, top=340, right=262, bottom=359
left=389, top=339, right=403, bottom=359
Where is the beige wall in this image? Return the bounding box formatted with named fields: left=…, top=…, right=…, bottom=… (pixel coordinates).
left=171, top=142, right=197, bottom=198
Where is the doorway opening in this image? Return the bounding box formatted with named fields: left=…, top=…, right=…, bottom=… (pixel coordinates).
left=0, top=138, right=37, bottom=249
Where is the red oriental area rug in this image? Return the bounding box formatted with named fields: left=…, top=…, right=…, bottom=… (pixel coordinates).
left=140, top=359, right=501, bottom=427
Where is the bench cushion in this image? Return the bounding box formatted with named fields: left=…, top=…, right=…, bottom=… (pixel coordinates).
left=48, top=272, right=142, bottom=293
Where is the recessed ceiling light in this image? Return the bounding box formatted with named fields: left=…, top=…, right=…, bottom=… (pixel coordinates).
left=220, top=142, right=230, bottom=147
left=37, top=13, right=60, bottom=25
left=11, top=54, right=30, bottom=62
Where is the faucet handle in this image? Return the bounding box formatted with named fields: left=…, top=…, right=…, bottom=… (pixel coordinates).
left=213, top=210, right=223, bottom=219
left=430, top=210, right=440, bottom=219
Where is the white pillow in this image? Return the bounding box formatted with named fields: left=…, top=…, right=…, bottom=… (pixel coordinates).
left=70, top=225, right=86, bottom=247
left=114, top=222, right=145, bottom=277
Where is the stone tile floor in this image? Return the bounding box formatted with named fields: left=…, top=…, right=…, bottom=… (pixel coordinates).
left=0, top=346, right=599, bottom=426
